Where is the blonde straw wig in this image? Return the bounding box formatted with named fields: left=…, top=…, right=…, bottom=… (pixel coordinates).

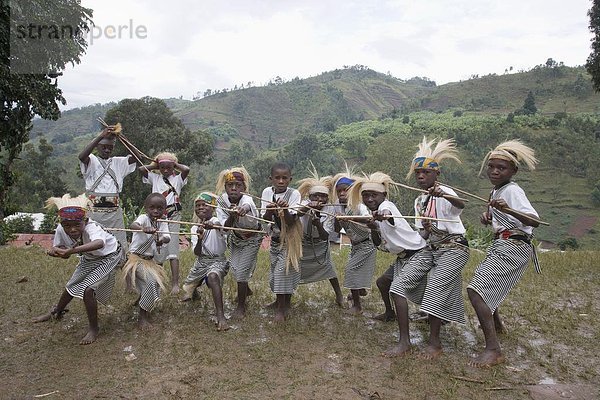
left=406, top=137, right=461, bottom=179
left=215, top=166, right=251, bottom=194
left=479, top=139, right=538, bottom=176
left=347, top=172, right=395, bottom=212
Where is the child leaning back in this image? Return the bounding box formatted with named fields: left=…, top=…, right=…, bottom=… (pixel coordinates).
left=467, top=140, right=540, bottom=367
left=33, top=194, right=123, bottom=345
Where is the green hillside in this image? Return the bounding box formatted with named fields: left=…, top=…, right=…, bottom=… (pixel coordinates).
left=22, top=64, right=600, bottom=248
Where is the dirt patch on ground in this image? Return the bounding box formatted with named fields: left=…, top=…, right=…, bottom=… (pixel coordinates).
left=567, top=215, right=597, bottom=238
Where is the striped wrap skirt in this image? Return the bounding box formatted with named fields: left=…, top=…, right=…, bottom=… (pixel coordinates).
left=229, top=233, right=261, bottom=282
left=183, top=256, right=229, bottom=297
left=343, top=239, right=376, bottom=290
left=269, top=244, right=301, bottom=294
left=65, top=248, right=122, bottom=305
left=408, top=246, right=469, bottom=324
left=299, top=239, right=338, bottom=284
left=90, top=207, right=128, bottom=258
left=164, top=212, right=181, bottom=260
left=468, top=238, right=533, bottom=313
left=123, top=254, right=167, bottom=312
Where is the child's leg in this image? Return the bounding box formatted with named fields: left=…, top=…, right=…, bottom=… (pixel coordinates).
left=233, top=281, right=249, bottom=318
left=493, top=309, right=506, bottom=334
left=81, top=287, right=99, bottom=345
left=328, top=277, right=344, bottom=307
left=348, top=289, right=363, bottom=314
left=138, top=308, right=152, bottom=330
left=373, top=273, right=395, bottom=321
left=423, top=315, right=443, bottom=360
left=33, top=290, right=73, bottom=322
left=467, top=288, right=504, bottom=367
left=170, top=258, right=180, bottom=295
left=382, top=293, right=411, bottom=357
left=206, top=272, right=229, bottom=331
left=274, top=294, right=287, bottom=323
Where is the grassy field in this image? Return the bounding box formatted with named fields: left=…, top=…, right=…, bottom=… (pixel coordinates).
left=0, top=246, right=599, bottom=399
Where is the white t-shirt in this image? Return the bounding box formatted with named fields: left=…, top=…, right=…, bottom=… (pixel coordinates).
left=490, top=182, right=538, bottom=235
left=190, top=217, right=227, bottom=256
left=216, top=194, right=260, bottom=229
left=80, top=154, right=136, bottom=194
left=143, top=172, right=187, bottom=206
left=375, top=200, right=426, bottom=253
left=53, top=220, right=119, bottom=256
left=129, top=214, right=170, bottom=257
left=260, top=187, right=302, bottom=237
left=413, top=185, right=465, bottom=235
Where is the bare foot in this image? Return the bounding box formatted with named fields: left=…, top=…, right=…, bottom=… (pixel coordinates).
left=247, top=287, right=253, bottom=296
left=274, top=310, right=286, bottom=323
left=179, top=294, right=192, bottom=302
left=468, top=349, right=505, bottom=368
left=345, top=305, right=363, bottom=316
left=132, top=296, right=141, bottom=307
left=138, top=318, right=153, bottom=331
left=170, top=285, right=180, bottom=295
left=421, top=345, right=443, bottom=360
left=335, top=293, right=345, bottom=308
left=372, top=312, right=396, bottom=322
left=382, top=343, right=412, bottom=358
left=264, top=300, right=277, bottom=310
left=216, top=319, right=230, bottom=331
left=32, top=312, right=52, bottom=323
left=79, top=328, right=99, bottom=345
left=231, top=307, right=246, bottom=320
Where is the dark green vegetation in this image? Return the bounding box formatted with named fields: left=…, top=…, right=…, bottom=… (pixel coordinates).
left=14, top=63, right=600, bottom=247
left=0, top=0, right=93, bottom=218
left=1, top=246, right=598, bottom=399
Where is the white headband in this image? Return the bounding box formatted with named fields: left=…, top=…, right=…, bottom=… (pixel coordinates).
left=361, top=183, right=386, bottom=193
left=309, top=185, right=329, bottom=195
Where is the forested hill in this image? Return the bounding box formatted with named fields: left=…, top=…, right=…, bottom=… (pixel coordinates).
left=32, top=64, right=598, bottom=148
left=25, top=64, right=600, bottom=248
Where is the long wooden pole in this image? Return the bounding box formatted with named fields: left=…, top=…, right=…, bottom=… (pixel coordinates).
left=156, top=219, right=265, bottom=234
left=204, top=203, right=274, bottom=224
left=390, top=181, right=469, bottom=203
left=335, top=215, right=461, bottom=223
left=437, top=181, right=550, bottom=226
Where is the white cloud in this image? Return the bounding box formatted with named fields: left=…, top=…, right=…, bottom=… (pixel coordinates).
left=56, top=0, right=594, bottom=109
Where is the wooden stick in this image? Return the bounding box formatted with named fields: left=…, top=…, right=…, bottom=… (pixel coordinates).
left=107, top=227, right=191, bottom=236
left=204, top=203, right=274, bottom=224
left=293, top=205, right=337, bottom=217
left=34, top=391, right=60, bottom=398
left=335, top=215, right=461, bottom=223
left=241, top=191, right=275, bottom=205
left=156, top=219, right=265, bottom=234
left=438, top=181, right=550, bottom=226
left=390, top=181, right=469, bottom=203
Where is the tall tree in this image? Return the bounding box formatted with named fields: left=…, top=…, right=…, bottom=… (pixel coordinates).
left=522, top=91, right=537, bottom=115
left=587, top=0, right=600, bottom=91
left=0, top=0, right=92, bottom=217
left=103, top=97, right=214, bottom=207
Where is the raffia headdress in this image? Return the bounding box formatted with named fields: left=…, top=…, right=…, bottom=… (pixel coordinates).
left=479, top=140, right=538, bottom=176
left=347, top=172, right=395, bottom=213
left=406, top=137, right=461, bottom=179
left=45, top=194, right=91, bottom=221
left=215, top=166, right=251, bottom=194
left=330, top=161, right=358, bottom=204
left=296, top=162, right=333, bottom=199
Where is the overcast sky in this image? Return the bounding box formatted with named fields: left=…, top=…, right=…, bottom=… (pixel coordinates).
left=58, top=0, right=594, bottom=110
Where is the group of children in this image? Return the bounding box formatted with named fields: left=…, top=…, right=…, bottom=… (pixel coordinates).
left=33, top=125, right=542, bottom=368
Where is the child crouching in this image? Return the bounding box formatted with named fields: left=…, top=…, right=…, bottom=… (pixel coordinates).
left=123, top=193, right=170, bottom=330
left=181, top=192, right=230, bottom=331
left=33, top=194, right=122, bottom=345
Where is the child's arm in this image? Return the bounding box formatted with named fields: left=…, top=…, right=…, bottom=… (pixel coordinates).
left=175, top=162, right=190, bottom=180
left=489, top=198, right=540, bottom=227
left=130, top=221, right=157, bottom=234
left=138, top=162, right=156, bottom=178
left=430, top=184, right=465, bottom=209
left=78, top=127, right=115, bottom=166
left=52, top=239, right=105, bottom=258
left=311, top=216, right=329, bottom=240
left=366, top=220, right=382, bottom=247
